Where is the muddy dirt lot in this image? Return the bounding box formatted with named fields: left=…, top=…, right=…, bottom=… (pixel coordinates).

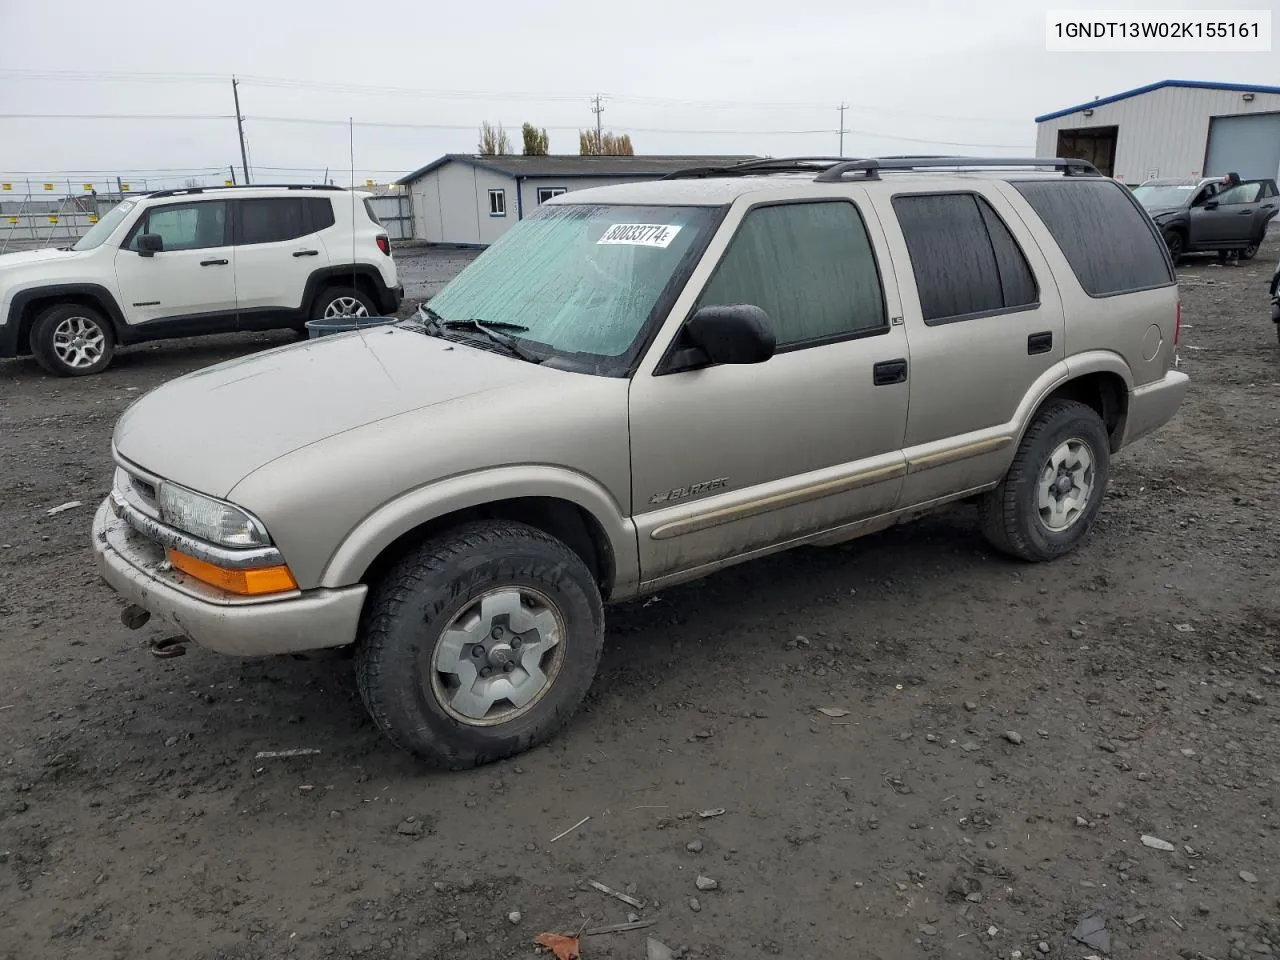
left=2, top=243, right=1279, bottom=960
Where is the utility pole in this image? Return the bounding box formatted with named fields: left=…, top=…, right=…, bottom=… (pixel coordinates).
left=232, top=76, right=251, bottom=184
left=228, top=164, right=237, bottom=186
left=838, top=103, right=849, bottom=156
left=591, top=95, right=604, bottom=153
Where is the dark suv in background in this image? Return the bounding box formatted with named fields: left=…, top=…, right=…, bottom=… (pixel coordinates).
left=1133, top=176, right=1278, bottom=263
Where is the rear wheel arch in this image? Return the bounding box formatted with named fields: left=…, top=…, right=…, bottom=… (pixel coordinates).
left=1040, top=371, right=1129, bottom=452
left=304, top=265, right=385, bottom=317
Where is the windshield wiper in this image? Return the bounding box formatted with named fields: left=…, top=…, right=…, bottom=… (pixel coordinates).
left=439, top=317, right=542, bottom=364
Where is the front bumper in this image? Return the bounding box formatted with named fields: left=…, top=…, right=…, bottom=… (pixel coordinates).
left=93, top=499, right=366, bottom=656
left=1121, top=369, right=1190, bottom=448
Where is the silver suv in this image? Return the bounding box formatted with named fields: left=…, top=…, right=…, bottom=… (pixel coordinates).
left=93, top=156, right=1189, bottom=768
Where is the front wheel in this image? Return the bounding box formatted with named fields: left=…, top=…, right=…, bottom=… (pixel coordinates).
left=30, top=303, right=116, bottom=376
left=355, top=521, right=604, bottom=768
left=979, top=400, right=1111, bottom=562
left=1163, top=229, right=1184, bottom=263
left=1240, top=241, right=1259, bottom=261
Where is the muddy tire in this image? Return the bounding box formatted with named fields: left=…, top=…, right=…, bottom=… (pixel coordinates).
left=1163, top=229, right=1184, bottom=263
left=30, top=303, right=115, bottom=377
left=1240, top=241, right=1259, bottom=261
left=355, top=521, right=604, bottom=769
left=979, top=400, right=1111, bottom=562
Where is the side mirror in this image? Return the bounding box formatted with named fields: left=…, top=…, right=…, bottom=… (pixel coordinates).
left=137, top=233, right=163, bottom=257
left=662, top=304, right=776, bottom=373
left=1203, top=199, right=1219, bottom=210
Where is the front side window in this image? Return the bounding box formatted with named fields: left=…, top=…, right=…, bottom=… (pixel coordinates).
left=488, top=189, right=506, bottom=217
left=893, top=193, right=1037, bottom=324
left=238, top=198, right=311, bottom=244
left=696, top=201, right=886, bottom=348
left=426, top=203, right=719, bottom=375
left=1216, top=182, right=1262, bottom=205
left=73, top=199, right=136, bottom=251
left=129, top=200, right=227, bottom=251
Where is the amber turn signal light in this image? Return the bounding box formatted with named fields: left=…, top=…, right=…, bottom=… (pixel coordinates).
left=166, top=549, right=298, bottom=596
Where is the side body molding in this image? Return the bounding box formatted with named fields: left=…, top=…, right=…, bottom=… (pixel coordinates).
left=319, top=465, right=641, bottom=598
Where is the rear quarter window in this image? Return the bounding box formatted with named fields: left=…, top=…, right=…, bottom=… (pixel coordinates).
left=1012, top=179, right=1174, bottom=297
left=362, top=199, right=383, bottom=227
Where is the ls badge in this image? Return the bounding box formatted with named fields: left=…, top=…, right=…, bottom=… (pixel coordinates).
left=649, top=477, right=728, bottom=505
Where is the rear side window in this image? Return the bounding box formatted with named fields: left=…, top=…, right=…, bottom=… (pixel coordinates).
left=309, top=198, right=336, bottom=230
left=362, top=198, right=382, bottom=226
left=696, top=200, right=887, bottom=348
left=892, top=193, right=1038, bottom=324
left=238, top=197, right=312, bottom=244
left=1012, top=180, right=1174, bottom=296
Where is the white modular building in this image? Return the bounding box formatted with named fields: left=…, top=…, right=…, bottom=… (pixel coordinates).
left=397, top=154, right=754, bottom=246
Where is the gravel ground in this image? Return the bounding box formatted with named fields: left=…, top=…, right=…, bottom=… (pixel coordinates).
left=1, top=241, right=1278, bottom=960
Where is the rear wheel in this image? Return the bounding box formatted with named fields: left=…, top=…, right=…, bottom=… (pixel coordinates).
left=312, top=286, right=376, bottom=321
left=1163, top=229, right=1184, bottom=263
left=30, top=303, right=115, bottom=377
left=979, top=400, right=1111, bottom=562
left=355, top=521, right=605, bottom=769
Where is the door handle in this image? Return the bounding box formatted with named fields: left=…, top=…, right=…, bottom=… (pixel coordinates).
left=200, top=258, right=229, bottom=266
left=873, top=358, right=907, bottom=386
left=1237, top=210, right=1254, bottom=216
left=292, top=249, right=320, bottom=257
left=1027, top=331, right=1053, bottom=355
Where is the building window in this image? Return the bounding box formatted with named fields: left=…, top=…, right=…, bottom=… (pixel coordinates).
left=537, top=187, right=567, bottom=204
left=488, top=189, right=506, bottom=217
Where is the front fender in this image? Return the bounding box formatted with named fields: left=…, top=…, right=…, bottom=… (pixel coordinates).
left=318, top=465, right=640, bottom=598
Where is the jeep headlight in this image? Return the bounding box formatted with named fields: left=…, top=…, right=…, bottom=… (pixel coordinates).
left=158, top=483, right=270, bottom=548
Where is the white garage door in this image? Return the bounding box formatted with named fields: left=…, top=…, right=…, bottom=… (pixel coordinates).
left=1204, top=113, right=1280, bottom=181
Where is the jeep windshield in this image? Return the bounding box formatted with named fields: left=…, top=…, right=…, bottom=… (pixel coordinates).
left=1132, top=183, right=1197, bottom=209
left=72, top=199, right=137, bottom=251
left=423, top=203, right=721, bottom=376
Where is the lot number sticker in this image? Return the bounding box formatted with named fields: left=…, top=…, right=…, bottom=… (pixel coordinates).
left=597, top=223, right=682, bottom=248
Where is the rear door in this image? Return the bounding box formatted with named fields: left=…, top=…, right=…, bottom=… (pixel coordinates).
left=871, top=184, right=1064, bottom=506
left=231, top=196, right=334, bottom=318
left=113, top=199, right=236, bottom=327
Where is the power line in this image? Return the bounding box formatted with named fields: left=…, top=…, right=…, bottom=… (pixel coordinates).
left=0, top=67, right=1029, bottom=124
left=0, top=112, right=1030, bottom=148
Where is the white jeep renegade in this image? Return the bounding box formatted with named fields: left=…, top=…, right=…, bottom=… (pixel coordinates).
left=0, top=184, right=402, bottom=376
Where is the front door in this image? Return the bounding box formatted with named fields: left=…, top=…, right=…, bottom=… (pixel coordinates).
left=113, top=199, right=236, bottom=328
left=870, top=185, right=1066, bottom=506
left=628, top=194, right=911, bottom=587
left=1188, top=182, right=1242, bottom=245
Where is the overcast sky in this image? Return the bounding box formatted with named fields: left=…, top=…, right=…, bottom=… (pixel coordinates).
left=2, top=0, right=1276, bottom=190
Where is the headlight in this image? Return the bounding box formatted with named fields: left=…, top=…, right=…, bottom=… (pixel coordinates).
left=158, top=483, right=270, bottom=548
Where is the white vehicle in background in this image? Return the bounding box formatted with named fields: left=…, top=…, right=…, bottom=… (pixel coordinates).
left=0, top=184, right=402, bottom=376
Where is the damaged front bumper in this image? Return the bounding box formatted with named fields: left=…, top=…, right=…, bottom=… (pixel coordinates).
left=92, top=498, right=366, bottom=657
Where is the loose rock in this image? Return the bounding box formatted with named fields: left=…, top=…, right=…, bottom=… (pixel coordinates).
left=686, top=839, right=704, bottom=853
left=1004, top=731, right=1024, bottom=745
left=1141, top=834, right=1175, bottom=851
left=688, top=897, right=701, bottom=912
left=695, top=876, right=718, bottom=891
left=507, top=911, right=521, bottom=925
left=1240, top=870, right=1259, bottom=884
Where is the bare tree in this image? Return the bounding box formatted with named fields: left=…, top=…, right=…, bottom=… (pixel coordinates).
left=521, top=123, right=550, bottom=156
left=183, top=177, right=202, bottom=188
left=478, top=121, right=512, bottom=156
left=579, top=130, right=635, bottom=156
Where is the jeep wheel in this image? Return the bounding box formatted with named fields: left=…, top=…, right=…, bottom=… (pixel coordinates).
left=30, top=304, right=115, bottom=377
left=355, top=521, right=604, bottom=768
left=979, top=399, right=1111, bottom=562
left=1162, top=229, right=1184, bottom=263
left=1240, top=241, right=1259, bottom=261
left=313, top=286, right=376, bottom=320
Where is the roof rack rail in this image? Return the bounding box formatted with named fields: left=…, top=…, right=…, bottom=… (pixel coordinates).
left=663, top=156, right=857, bottom=180
left=143, top=183, right=348, bottom=199
left=813, top=156, right=1101, bottom=182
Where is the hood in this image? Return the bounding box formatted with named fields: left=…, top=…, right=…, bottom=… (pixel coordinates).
left=1144, top=206, right=1182, bottom=219
left=0, top=247, right=84, bottom=270
left=113, top=326, right=561, bottom=497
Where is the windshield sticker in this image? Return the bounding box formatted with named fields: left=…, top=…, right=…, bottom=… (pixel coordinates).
left=1176, top=185, right=1195, bottom=190
left=597, top=223, right=682, bottom=248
